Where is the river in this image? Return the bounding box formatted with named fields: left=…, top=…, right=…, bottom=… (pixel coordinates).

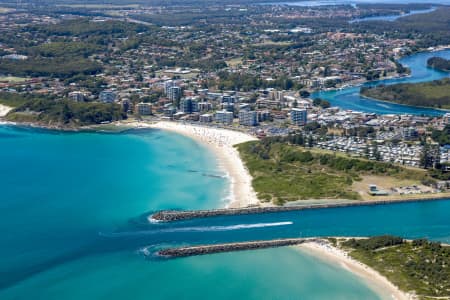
left=313, top=49, right=450, bottom=115
left=269, top=0, right=450, bottom=7
left=349, top=7, right=436, bottom=23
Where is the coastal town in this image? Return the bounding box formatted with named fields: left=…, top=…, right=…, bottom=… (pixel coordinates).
left=0, top=2, right=449, bottom=300
left=2, top=3, right=450, bottom=196
left=0, top=5, right=450, bottom=167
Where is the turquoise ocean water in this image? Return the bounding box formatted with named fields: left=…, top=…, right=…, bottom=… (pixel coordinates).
left=0, top=125, right=383, bottom=299
left=2, top=49, right=450, bottom=299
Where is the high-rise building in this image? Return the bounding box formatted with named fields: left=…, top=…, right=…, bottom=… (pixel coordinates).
left=239, top=110, right=258, bottom=126
left=215, top=110, right=234, bottom=124
left=197, top=102, right=212, bottom=112
left=68, top=91, right=85, bottom=102
left=199, top=114, right=213, bottom=123
left=167, top=86, right=182, bottom=102
left=135, top=102, right=152, bottom=115
left=164, top=80, right=175, bottom=95
left=257, top=110, right=271, bottom=122
left=180, top=98, right=198, bottom=114
left=99, top=90, right=116, bottom=103
left=269, top=90, right=284, bottom=102
left=222, top=95, right=236, bottom=104
left=402, top=127, right=418, bottom=140
left=291, top=108, right=307, bottom=126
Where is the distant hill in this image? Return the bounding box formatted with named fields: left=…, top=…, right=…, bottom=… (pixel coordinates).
left=361, top=78, right=450, bottom=109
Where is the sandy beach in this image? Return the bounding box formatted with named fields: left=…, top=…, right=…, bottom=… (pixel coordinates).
left=144, top=121, right=260, bottom=208
left=298, top=241, right=414, bottom=300
left=0, top=104, right=12, bottom=117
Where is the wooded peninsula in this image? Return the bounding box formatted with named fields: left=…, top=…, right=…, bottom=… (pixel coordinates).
left=360, top=78, right=450, bottom=109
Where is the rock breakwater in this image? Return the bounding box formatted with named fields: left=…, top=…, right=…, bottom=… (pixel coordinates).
left=151, top=197, right=449, bottom=222
left=158, top=238, right=317, bottom=258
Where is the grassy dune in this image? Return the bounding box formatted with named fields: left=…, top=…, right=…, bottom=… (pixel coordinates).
left=237, top=141, right=427, bottom=205
left=340, top=236, right=450, bottom=299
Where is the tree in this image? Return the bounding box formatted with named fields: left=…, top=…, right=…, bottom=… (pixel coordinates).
left=308, top=135, right=314, bottom=148
left=300, top=90, right=310, bottom=98
left=420, top=142, right=431, bottom=169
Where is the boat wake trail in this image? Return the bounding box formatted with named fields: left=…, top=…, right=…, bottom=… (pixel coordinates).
left=101, top=221, right=293, bottom=237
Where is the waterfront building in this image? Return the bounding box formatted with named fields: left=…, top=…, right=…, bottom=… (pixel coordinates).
left=167, top=86, right=182, bottom=102
left=199, top=113, right=213, bottom=123
left=136, top=102, right=152, bottom=115
left=239, top=110, right=258, bottom=126
left=197, top=102, right=213, bottom=112
left=291, top=108, right=307, bottom=126
left=99, top=90, right=116, bottom=103
left=163, top=106, right=176, bottom=117
left=257, top=110, right=271, bottom=122
left=180, top=98, right=198, bottom=114
left=215, top=110, right=234, bottom=124
left=443, top=113, right=450, bottom=125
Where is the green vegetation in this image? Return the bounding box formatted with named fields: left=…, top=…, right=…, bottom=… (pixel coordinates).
left=342, top=236, right=450, bottom=299
left=361, top=78, right=450, bottom=109
left=312, top=98, right=331, bottom=109
left=0, top=19, right=149, bottom=78
left=0, top=57, right=102, bottom=78
left=0, top=93, right=125, bottom=126
left=427, top=57, right=450, bottom=72
left=236, top=139, right=426, bottom=205
left=0, top=92, right=38, bottom=108
left=431, top=125, right=450, bottom=146
left=213, top=72, right=302, bottom=92
left=353, top=7, right=450, bottom=48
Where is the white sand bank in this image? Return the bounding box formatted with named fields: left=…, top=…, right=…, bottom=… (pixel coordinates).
left=297, top=241, right=414, bottom=300
left=147, top=121, right=260, bottom=208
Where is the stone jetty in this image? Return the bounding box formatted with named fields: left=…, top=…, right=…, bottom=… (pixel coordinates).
left=151, top=196, right=449, bottom=222
left=158, top=238, right=317, bottom=258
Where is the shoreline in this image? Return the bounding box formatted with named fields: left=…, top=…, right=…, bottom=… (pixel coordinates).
left=146, top=120, right=261, bottom=209
left=297, top=241, right=413, bottom=300
left=360, top=91, right=450, bottom=113
left=3, top=120, right=450, bottom=210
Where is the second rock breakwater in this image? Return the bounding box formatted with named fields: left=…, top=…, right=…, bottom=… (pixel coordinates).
left=158, top=238, right=317, bottom=258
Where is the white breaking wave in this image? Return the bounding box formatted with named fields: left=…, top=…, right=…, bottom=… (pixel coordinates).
left=147, top=216, right=162, bottom=224
left=102, top=221, right=293, bottom=237
left=177, top=221, right=293, bottom=232
left=376, top=103, right=391, bottom=109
